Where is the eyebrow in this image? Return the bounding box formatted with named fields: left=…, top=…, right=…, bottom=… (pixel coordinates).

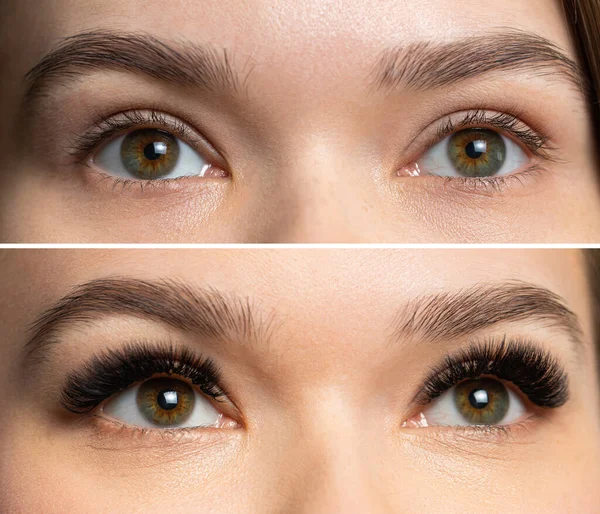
left=371, top=31, right=588, bottom=94
left=23, top=278, right=274, bottom=367
left=391, top=281, right=584, bottom=348
left=23, top=278, right=583, bottom=368
left=23, top=30, right=244, bottom=103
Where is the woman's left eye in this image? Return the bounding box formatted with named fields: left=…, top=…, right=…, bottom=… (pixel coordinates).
left=416, top=128, right=528, bottom=178
left=407, top=378, right=527, bottom=427
left=101, top=377, right=223, bottom=429
left=92, top=128, right=224, bottom=181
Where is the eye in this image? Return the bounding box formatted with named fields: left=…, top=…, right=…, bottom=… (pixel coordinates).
left=93, top=128, right=224, bottom=180
left=416, top=128, right=528, bottom=178
left=102, top=377, right=223, bottom=429
left=411, top=378, right=527, bottom=427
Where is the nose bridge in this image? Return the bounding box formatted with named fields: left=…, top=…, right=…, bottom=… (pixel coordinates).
left=278, top=392, right=395, bottom=514
left=264, top=139, right=379, bottom=243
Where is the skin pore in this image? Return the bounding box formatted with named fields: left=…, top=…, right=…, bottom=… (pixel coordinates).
left=1, top=0, right=600, bottom=242
left=1, top=249, right=599, bottom=513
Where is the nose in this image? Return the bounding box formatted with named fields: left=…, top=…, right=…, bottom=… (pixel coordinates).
left=259, top=143, right=385, bottom=243
left=288, top=453, right=395, bottom=514
left=276, top=394, right=396, bottom=514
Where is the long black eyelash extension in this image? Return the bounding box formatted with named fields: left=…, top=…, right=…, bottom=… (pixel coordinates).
left=436, top=109, right=556, bottom=159
left=416, top=337, right=569, bottom=408
left=68, top=109, right=196, bottom=163
left=61, top=342, right=226, bottom=414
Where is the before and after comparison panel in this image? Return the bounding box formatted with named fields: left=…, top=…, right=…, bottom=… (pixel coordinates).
left=0, top=0, right=599, bottom=242
left=2, top=0, right=600, bottom=513
left=0, top=249, right=599, bottom=512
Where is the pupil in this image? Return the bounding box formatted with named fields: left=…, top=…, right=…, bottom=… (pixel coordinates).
left=157, top=389, right=179, bottom=411
left=468, top=388, right=489, bottom=409
left=143, top=141, right=168, bottom=161
left=465, top=140, right=486, bottom=159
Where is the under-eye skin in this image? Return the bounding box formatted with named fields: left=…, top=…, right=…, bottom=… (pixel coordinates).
left=69, top=109, right=229, bottom=186
left=403, top=338, right=569, bottom=431
left=61, top=342, right=239, bottom=431
left=397, top=110, right=557, bottom=192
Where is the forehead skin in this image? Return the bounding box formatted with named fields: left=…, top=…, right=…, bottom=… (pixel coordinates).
left=0, top=0, right=599, bottom=242
left=0, top=249, right=599, bottom=513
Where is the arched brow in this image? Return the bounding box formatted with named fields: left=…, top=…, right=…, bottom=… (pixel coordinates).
left=371, top=30, right=589, bottom=95
left=390, top=280, right=584, bottom=349
left=22, top=277, right=276, bottom=368
left=22, top=30, right=247, bottom=103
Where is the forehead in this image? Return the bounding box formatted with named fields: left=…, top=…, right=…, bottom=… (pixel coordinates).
left=26, top=0, right=571, bottom=44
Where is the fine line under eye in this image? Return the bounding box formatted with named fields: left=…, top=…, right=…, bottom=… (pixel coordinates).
left=61, top=342, right=227, bottom=414
left=415, top=337, right=569, bottom=409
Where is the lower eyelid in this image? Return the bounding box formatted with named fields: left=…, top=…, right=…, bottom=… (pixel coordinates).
left=77, top=167, right=231, bottom=201
left=407, top=418, right=541, bottom=447
left=393, top=164, right=549, bottom=198
left=77, top=413, right=237, bottom=452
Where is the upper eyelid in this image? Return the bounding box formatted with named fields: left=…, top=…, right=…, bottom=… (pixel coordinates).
left=68, top=108, right=555, bottom=171
left=426, top=110, right=554, bottom=159
left=413, top=339, right=569, bottom=409
left=396, top=108, right=557, bottom=171
left=435, top=111, right=555, bottom=158
left=67, top=109, right=228, bottom=168
left=60, top=344, right=228, bottom=414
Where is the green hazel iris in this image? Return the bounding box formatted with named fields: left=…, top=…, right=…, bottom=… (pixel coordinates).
left=447, top=128, right=506, bottom=177
left=120, top=129, right=180, bottom=179
left=454, top=378, right=509, bottom=425
left=137, top=378, right=195, bottom=426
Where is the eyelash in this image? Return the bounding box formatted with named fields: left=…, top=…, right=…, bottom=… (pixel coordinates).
left=408, top=109, right=557, bottom=194
left=68, top=109, right=204, bottom=166
left=69, top=108, right=554, bottom=198
left=61, top=342, right=227, bottom=415
left=61, top=337, right=568, bottom=440
left=433, top=109, right=555, bottom=160
left=415, top=337, right=569, bottom=409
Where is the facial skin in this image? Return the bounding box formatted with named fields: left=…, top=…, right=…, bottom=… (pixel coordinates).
left=0, top=0, right=599, bottom=242
left=1, top=249, right=599, bottom=513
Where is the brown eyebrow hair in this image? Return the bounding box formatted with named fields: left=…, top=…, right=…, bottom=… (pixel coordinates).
left=23, top=30, right=245, bottom=103
left=24, top=29, right=588, bottom=108
left=371, top=30, right=589, bottom=95
left=23, top=278, right=275, bottom=367
left=24, top=277, right=584, bottom=369
left=391, top=281, right=584, bottom=348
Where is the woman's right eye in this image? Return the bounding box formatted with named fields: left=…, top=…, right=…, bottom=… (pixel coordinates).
left=102, top=377, right=224, bottom=429
left=92, top=128, right=227, bottom=181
